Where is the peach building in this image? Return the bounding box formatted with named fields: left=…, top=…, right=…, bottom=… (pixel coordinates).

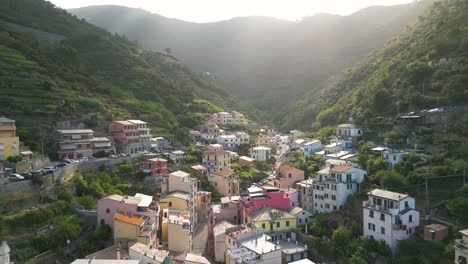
left=274, top=165, right=305, bottom=189
left=208, top=170, right=240, bottom=197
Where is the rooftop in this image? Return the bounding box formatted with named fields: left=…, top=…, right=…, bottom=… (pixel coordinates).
left=368, top=189, right=408, bottom=201
left=203, top=150, right=229, bottom=155
left=214, top=220, right=236, bottom=236
left=425, top=224, right=447, bottom=231
left=134, top=193, right=153, bottom=207
left=161, top=191, right=191, bottom=201
left=58, top=129, right=93, bottom=134
left=329, top=165, right=353, bottom=173
left=460, top=229, right=468, bottom=237
left=185, top=253, right=211, bottom=264
left=113, top=120, right=135, bottom=126
left=170, top=170, right=190, bottom=178
left=288, top=206, right=306, bottom=215
left=279, top=165, right=303, bottom=174
left=148, top=157, right=168, bottom=163
left=253, top=146, right=271, bottom=151
left=0, top=117, right=15, bottom=123
left=211, top=169, right=235, bottom=177
left=85, top=244, right=129, bottom=260
left=238, top=233, right=278, bottom=255
left=127, top=119, right=147, bottom=125
left=239, top=156, right=255, bottom=162
left=250, top=207, right=296, bottom=222
left=129, top=242, right=169, bottom=263
left=191, top=164, right=207, bottom=170
left=337, top=123, right=358, bottom=128
left=104, top=194, right=142, bottom=206
left=304, top=140, right=321, bottom=146
left=114, top=212, right=146, bottom=226
left=71, top=260, right=139, bottom=264
left=172, top=150, right=185, bottom=154
left=290, top=259, right=316, bottom=264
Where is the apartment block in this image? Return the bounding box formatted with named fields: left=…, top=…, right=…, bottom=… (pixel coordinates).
left=455, top=229, right=468, bottom=264
left=57, top=129, right=113, bottom=160
left=208, top=169, right=240, bottom=197
left=113, top=212, right=157, bottom=249
left=202, top=150, right=231, bottom=172
left=0, top=117, right=19, bottom=161
left=363, top=189, right=420, bottom=251
left=274, top=165, right=305, bottom=189
left=138, top=157, right=168, bottom=177
left=250, top=146, right=271, bottom=162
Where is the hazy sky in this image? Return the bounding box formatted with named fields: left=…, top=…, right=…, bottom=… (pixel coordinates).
left=49, top=0, right=415, bottom=23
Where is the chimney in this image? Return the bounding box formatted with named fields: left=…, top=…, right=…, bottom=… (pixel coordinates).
left=116, top=248, right=120, bottom=260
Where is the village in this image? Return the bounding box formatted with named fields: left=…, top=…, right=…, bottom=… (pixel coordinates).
left=0, top=108, right=466, bottom=264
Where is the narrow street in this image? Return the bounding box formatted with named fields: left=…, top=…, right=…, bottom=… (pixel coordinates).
left=191, top=220, right=208, bottom=255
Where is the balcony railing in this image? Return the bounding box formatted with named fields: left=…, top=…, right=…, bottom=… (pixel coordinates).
left=455, top=239, right=468, bottom=254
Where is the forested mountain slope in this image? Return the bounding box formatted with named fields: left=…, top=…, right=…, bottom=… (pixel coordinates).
left=0, top=0, right=230, bottom=144
left=283, top=0, right=468, bottom=129
left=70, top=2, right=433, bottom=119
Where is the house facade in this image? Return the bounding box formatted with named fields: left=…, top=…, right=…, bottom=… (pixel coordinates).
left=138, top=157, right=168, bottom=177
left=303, top=140, right=323, bottom=158
left=313, top=165, right=367, bottom=213
left=208, top=170, right=240, bottom=196
left=455, top=229, right=468, bottom=264
left=274, top=165, right=305, bottom=189
left=0, top=117, right=19, bottom=161
left=113, top=212, right=157, bottom=248
left=108, top=121, right=141, bottom=154
left=363, top=189, right=420, bottom=251
left=336, top=123, right=362, bottom=138
left=212, top=196, right=243, bottom=224
left=202, top=150, right=231, bottom=172
left=57, top=129, right=113, bottom=160
left=250, top=146, right=271, bottom=162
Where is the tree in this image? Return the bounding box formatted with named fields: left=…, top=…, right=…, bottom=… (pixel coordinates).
left=367, top=157, right=388, bottom=175
left=332, top=226, right=352, bottom=257
left=446, top=198, right=468, bottom=223
left=350, top=253, right=367, bottom=264
left=34, top=233, right=55, bottom=252
left=76, top=195, right=96, bottom=209
left=381, top=171, right=406, bottom=189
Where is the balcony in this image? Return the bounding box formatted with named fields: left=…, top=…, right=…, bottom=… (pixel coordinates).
left=455, top=239, right=468, bottom=254
left=363, top=202, right=398, bottom=214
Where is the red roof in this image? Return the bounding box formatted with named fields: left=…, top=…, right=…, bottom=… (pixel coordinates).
left=279, top=165, right=303, bottom=174
left=203, top=150, right=229, bottom=155
left=330, top=165, right=353, bottom=173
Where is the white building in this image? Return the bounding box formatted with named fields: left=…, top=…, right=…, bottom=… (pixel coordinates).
left=202, top=150, right=232, bottom=172
left=214, top=220, right=236, bottom=263
left=455, top=229, right=468, bottom=264
left=0, top=241, right=10, bottom=264
left=129, top=242, right=170, bottom=264
left=207, top=143, right=224, bottom=151
left=250, top=146, right=271, bottom=162
left=336, top=123, right=362, bottom=137
left=303, top=140, right=323, bottom=158
left=169, top=150, right=185, bottom=164
left=313, top=165, right=367, bottom=213
left=363, top=189, right=420, bottom=251
left=371, top=147, right=406, bottom=168
left=216, top=133, right=250, bottom=150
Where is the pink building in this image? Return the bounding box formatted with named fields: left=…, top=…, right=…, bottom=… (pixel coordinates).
left=242, top=186, right=291, bottom=222
left=138, top=157, right=168, bottom=177
left=108, top=121, right=141, bottom=154
left=274, top=165, right=305, bottom=189
left=97, top=193, right=158, bottom=231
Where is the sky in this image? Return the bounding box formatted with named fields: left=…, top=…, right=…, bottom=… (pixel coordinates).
left=48, top=0, right=415, bottom=23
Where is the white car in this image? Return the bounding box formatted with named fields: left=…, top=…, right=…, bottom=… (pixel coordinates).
left=9, top=173, right=24, bottom=181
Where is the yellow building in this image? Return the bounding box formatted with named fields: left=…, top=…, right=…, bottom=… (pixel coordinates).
left=0, top=117, right=19, bottom=161
left=161, top=209, right=191, bottom=252
left=113, top=212, right=157, bottom=248
left=159, top=191, right=191, bottom=212
left=256, top=133, right=276, bottom=148
left=247, top=207, right=297, bottom=233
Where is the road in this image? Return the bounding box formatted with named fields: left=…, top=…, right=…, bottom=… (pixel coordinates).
left=191, top=220, right=208, bottom=255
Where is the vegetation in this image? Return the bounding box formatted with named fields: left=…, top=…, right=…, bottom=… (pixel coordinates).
left=0, top=0, right=231, bottom=151
left=285, top=0, right=468, bottom=129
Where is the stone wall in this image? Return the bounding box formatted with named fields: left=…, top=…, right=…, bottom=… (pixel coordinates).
left=6, top=154, right=51, bottom=174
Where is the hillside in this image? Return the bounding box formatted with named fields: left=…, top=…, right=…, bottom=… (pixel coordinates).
left=70, top=2, right=433, bottom=120
left=283, top=0, right=468, bottom=129
left=0, top=0, right=231, bottom=147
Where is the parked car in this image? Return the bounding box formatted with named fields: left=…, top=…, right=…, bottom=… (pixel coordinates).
left=109, top=155, right=118, bottom=159
left=20, top=172, right=33, bottom=179
left=32, top=169, right=43, bottom=175
left=9, top=173, right=24, bottom=181
left=79, top=157, right=88, bottom=162
left=42, top=166, right=56, bottom=174
left=55, top=162, right=67, bottom=168
left=88, top=156, right=96, bottom=160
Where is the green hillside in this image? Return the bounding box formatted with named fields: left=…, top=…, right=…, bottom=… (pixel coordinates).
left=0, top=0, right=230, bottom=147
left=284, top=0, right=468, bottom=129
left=70, top=2, right=433, bottom=122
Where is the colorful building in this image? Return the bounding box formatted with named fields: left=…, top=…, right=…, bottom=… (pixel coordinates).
left=212, top=196, right=242, bottom=224
left=208, top=169, right=240, bottom=197
left=108, top=121, right=141, bottom=154
left=138, top=157, right=168, bottom=177
left=250, top=146, right=271, bottom=162
left=242, top=186, right=291, bottom=221
left=57, top=129, right=113, bottom=160
left=202, top=150, right=231, bottom=172
left=113, top=212, right=157, bottom=248
left=197, top=191, right=212, bottom=221
left=248, top=207, right=297, bottom=233
left=160, top=209, right=191, bottom=252
left=274, top=165, right=305, bottom=189
left=0, top=117, right=19, bottom=161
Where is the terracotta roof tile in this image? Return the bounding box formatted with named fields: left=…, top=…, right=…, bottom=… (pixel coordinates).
left=114, top=212, right=145, bottom=226
left=329, top=165, right=353, bottom=173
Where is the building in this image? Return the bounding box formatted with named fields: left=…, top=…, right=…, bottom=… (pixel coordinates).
left=212, top=196, right=243, bottom=224
left=290, top=130, right=304, bottom=142
left=113, top=212, right=158, bottom=248
left=127, top=120, right=152, bottom=150
left=424, top=224, right=448, bottom=241
left=313, top=165, right=367, bottom=213
left=231, top=111, right=248, bottom=126
left=97, top=193, right=158, bottom=230
left=363, top=189, right=420, bottom=251
left=129, top=242, right=170, bottom=264
left=213, top=220, right=236, bottom=263
left=202, top=150, right=231, bottom=172
left=216, top=132, right=250, bottom=150
left=336, top=123, right=362, bottom=138
left=138, top=157, right=168, bottom=177
left=296, top=179, right=314, bottom=213
left=288, top=207, right=312, bottom=226
left=239, top=156, right=255, bottom=167
left=71, top=260, right=139, bottom=264
left=303, top=140, right=323, bottom=158
left=161, top=170, right=198, bottom=227
left=455, top=229, right=468, bottom=264
left=197, top=191, right=212, bottom=220
left=202, top=120, right=220, bottom=137
left=242, top=186, right=292, bottom=221
left=274, top=165, right=305, bottom=189
left=0, top=241, right=10, bottom=264
left=207, top=143, right=223, bottom=151
left=185, top=253, right=211, bottom=264
left=57, top=129, right=113, bottom=159
left=210, top=112, right=233, bottom=125
left=256, top=133, right=276, bottom=148
left=159, top=191, right=191, bottom=213
left=0, top=117, right=19, bottom=161
left=169, top=150, right=185, bottom=164
left=108, top=121, right=142, bottom=154
left=190, top=164, right=207, bottom=175
left=161, top=209, right=191, bottom=252
left=150, top=137, right=170, bottom=151
left=250, top=146, right=271, bottom=162
left=208, top=170, right=240, bottom=196
left=248, top=207, right=297, bottom=237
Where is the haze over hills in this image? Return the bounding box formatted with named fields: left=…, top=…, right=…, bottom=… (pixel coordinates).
left=70, top=1, right=434, bottom=121
left=282, top=0, right=468, bottom=129
left=0, top=0, right=231, bottom=151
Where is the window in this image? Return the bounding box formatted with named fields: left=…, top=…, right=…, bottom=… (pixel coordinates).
left=100, top=219, right=105, bottom=225
left=286, top=221, right=290, bottom=227
left=409, top=215, right=413, bottom=223
left=106, top=208, right=110, bottom=213
left=332, top=195, right=336, bottom=201
left=288, top=173, right=292, bottom=178
left=299, top=219, right=302, bottom=224
left=368, top=223, right=375, bottom=231
left=380, top=213, right=385, bottom=221
left=369, top=211, right=374, bottom=218
left=277, top=222, right=280, bottom=228
left=262, top=223, right=266, bottom=229
left=169, top=202, right=172, bottom=207
left=381, top=227, right=385, bottom=234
